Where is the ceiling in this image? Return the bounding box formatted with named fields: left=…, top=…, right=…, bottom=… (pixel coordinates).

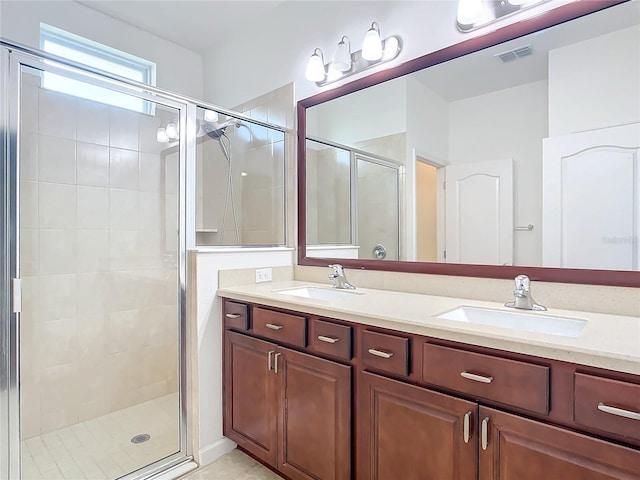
left=75, top=0, right=286, bottom=54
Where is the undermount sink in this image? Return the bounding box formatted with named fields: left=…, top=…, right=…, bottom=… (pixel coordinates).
left=436, top=306, right=587, bottom=337
left=276, top=286, right=365, bottom=301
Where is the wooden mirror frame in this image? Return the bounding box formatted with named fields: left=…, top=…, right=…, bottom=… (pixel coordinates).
left=297, top=0, right=640, bottom=287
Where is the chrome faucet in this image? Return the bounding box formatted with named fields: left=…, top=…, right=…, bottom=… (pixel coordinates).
left=505, top=275, right=546, bottom=311
left=328, top=264, right=356, bottom=290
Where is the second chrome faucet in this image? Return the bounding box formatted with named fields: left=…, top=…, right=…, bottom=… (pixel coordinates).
left=505, top=275, right=546, bottom=311
left=328, top=264, right=356, bottom=290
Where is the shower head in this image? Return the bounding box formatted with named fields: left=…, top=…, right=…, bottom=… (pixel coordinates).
left=201, top=118, right=243, bottom=139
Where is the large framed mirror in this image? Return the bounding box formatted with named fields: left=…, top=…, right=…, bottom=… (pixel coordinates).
left=298, top=0, right=640, bottom=287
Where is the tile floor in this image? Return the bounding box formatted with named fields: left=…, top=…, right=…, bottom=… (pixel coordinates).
left=21, top=393, right=179, bottom=480
left=181, top=450, right=283, bottom=480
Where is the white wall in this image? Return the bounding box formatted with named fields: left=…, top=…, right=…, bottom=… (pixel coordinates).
left=194, top=250, right=295, bottom=464
left=449, top=80, right=548, bottom=266
left=306, top=77, right=406, bottom=144
left=202, top=1, right=492, bottom=107
left=0, top=0, right=203, bottom=98
left=548, top=25, right=640, bottom=136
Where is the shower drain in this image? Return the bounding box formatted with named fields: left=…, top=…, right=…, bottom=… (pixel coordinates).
left=131, top=434, right=151, bottom=444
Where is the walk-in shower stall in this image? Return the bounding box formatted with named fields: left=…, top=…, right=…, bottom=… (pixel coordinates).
left=1, top=39, right=288, bottom=480
left=0, top=42, right=193, bottom=480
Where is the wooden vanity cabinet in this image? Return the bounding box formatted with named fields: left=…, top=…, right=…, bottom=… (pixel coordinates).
left=479, top=406, right=640, bottom=480
left=224, top=299, right=640, bottom=480
left=224, top=317, right=351, bottom=480
left=358, top=371, right=478, bottom=479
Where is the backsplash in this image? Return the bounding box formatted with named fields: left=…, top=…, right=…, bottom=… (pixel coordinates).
left=219, top=265, right=638, bottom=318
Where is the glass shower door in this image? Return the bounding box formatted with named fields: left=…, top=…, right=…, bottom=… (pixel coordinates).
left=11, top=56, right=185, bottom=479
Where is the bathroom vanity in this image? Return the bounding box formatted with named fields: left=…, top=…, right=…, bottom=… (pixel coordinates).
left=219, top=281, right=640, bottom=480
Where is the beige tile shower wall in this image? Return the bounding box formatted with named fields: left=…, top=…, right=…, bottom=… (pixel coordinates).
left=305, top=149, right=319, bottom=245
left=234, top=83, right=294, bottom=246
left=354, top=133, right=406, bottom=261
left=19, top=82, right=179, bottom=439
left=316, top=147, right=351, bottom=244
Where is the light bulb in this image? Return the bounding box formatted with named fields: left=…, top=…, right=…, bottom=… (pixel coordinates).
left=203, top=109, right=219, bottom=122
left=156, top=127, right=169, bottom=143
left=333, top=36, right=352, bottom=73
left=362, top=22, right=383, bottom=61
left=166, top=123, right=179, bottom=139
left=457, top=0, right=483, bottom=25
left=381, top=36, right=400, bottom=61
left=306, top=48, right=326, bottom=82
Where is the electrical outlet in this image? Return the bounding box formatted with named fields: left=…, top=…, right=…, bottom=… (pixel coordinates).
left=255, top=268, right=273, bottom=283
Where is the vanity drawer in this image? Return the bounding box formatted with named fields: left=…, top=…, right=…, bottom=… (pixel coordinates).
left=574, top=373, right=640, bottom=442
left=223, top=300, right=249, bottom=330
left=309, top=319, right=352, bottom=360
left=422, top=343, right=550, bottom=415
left=252, top=307, right=307, bottom=348
left=361, top=330, right=410, bottom=377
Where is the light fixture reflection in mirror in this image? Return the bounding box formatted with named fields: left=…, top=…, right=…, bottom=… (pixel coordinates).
left=298, top=0, right=640, bottom=287
left=456, top=0, right=550, bottom=32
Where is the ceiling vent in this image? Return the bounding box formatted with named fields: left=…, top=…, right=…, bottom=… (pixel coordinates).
left=495, top=45, right=534, bottom=63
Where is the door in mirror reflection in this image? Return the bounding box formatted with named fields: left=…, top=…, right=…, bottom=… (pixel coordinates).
left=543, top=123, right=640, bottom=270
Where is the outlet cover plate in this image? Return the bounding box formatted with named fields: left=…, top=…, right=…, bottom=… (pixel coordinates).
left=256, top=268, right=272, bottom=283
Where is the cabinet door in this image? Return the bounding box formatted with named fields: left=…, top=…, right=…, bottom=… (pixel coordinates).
left=224, top=331, right=278, bottom=467
left=358, top=371, right=477, bottom=480
left=278, top=347, right=351, bottom=480
left=479, top=406, right=640, bottom=480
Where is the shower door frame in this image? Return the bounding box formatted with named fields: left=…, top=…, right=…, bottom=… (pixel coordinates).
left=0, top=42, right=194, bottom=480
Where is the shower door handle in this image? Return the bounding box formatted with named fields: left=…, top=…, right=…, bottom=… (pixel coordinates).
left=12, top=278, right=21, bottom=314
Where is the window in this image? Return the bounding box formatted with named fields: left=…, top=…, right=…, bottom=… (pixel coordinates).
left=40, top=23, right=156, bottom=113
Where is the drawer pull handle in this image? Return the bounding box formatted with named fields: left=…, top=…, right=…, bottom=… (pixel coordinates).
left=481, top=417, right=489, bottom=451
left=461, top=371, right=493, bottom=384
left=318, top=335, right=340, bottom=344
left=274, top=352, right=282, bottom=374
left=463, top=411, right=472, bottom=443
left=597, top=402, right=640, bottom=421
left=267, top=350, right=275, bottom=371
left=368, top=348, right=394, bottom=359
left=266, top=323, right=284, bottom=331
left=225, top=313, right=241, bottom=319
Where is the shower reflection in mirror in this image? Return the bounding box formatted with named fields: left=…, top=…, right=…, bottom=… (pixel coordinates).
left=305, top=138, right=402, bottom=261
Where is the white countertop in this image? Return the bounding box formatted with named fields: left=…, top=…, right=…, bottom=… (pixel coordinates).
left=217, top=280, right=640, bottom=375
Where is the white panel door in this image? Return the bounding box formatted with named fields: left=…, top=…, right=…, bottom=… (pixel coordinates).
left=542, top=123, right=640, bottom=270
left=445, top=159, right=514, bottom=265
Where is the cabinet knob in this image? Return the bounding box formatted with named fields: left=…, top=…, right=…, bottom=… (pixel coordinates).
left=481, top=417, right=490, bottom=451
left=463, top=411, right=472, bottom=443
left=368, top=348, right=394, bottom=359
left=461, top=371, right=493, bottom=384
left=274, top=352, right=282, bottom=374
left=597, top=402, right=640, bottom=421
left=268, top=350, right=275, bottom=371
left=318, top=335, right=340, bottom=344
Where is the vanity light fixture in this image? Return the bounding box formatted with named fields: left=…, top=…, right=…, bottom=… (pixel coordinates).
left=157, top=120, right=179, bottom=143
left=456, top=0, right=550, bottom=32
left=362, top=22, right=383, bottom=61
left=333, top=36, right=352, bottom=72
left=305, top=48, right=326, bottom=82
left=156, top=127, right=169, bottom=143
left=165, top=122, right=179, bottom=140
left=203, top=109, right=219, bottom=123
left=305, top=21, right=402, bottom=86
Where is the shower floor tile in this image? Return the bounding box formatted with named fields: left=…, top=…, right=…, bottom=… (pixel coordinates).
left=181, top=449, right=283, bottom=480
left=21, top=393, right=179, bottom=480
